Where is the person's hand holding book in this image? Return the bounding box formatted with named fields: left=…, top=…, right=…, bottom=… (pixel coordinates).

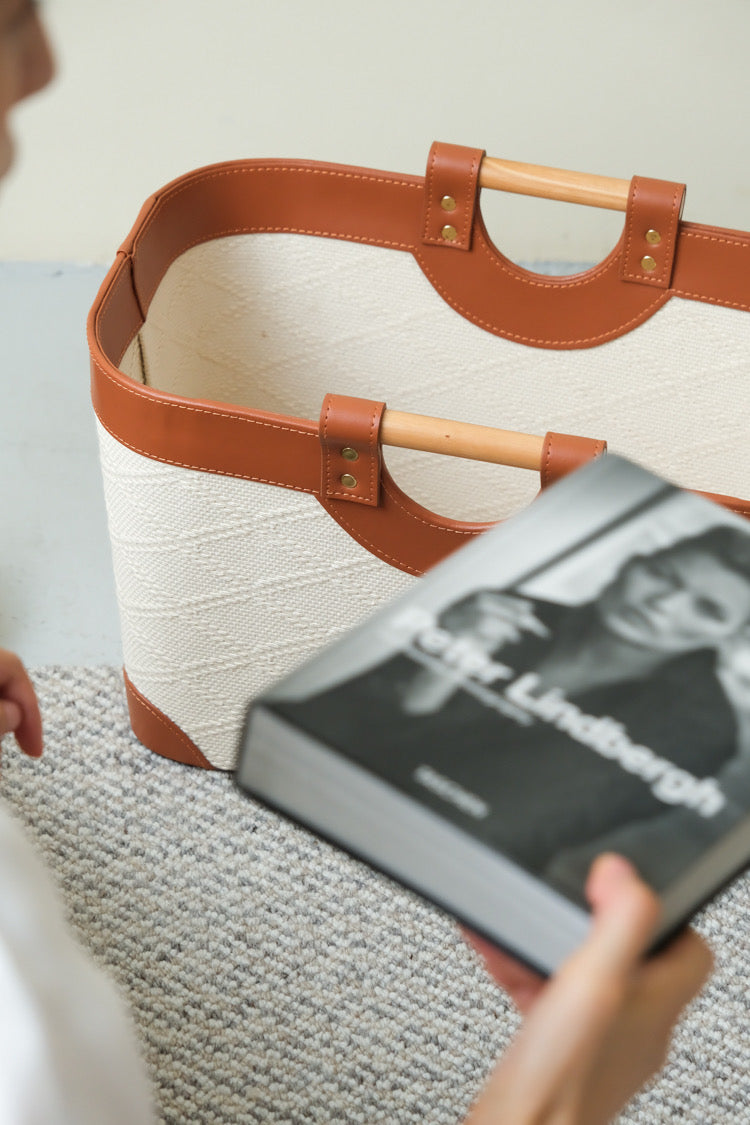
left=462, top=854, right=712, bottom=1125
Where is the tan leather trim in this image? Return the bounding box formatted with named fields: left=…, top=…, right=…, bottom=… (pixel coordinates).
left=87, top=150, right=750, bottom=539
left=693, top=491, right=750, bottom=520
left=95, top=253, right=143, bottom=365
left=672, top=222, right=750, bottom=311
left=540, top=432, right=607, bottom=488
left=91, top=340, right=613, bottom=573
left=422, top=142, right=485, bottom=251
left=316, top=430, right=604, bottom=575
left=415, top=221, right=673, bottom=348
left=121, top=161, right=424, bottom=316
left=621, top=176, right=685, bottom=289
left=91, top=350, right=323, bottom=491
left=319, top=394, right=385, bottom=507
left=90, top=155, right=750, bottom=357
left=123, top=670, right=214, bottom=770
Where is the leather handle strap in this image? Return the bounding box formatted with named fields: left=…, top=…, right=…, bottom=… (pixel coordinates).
left=317, top=392, right=606, bottom=510
left=425, top=144, right=686, bottom=291
left=422, top=142, right=485, bottom=251
left=540, top=432, right=607, bottom=488
left=320, top=393, right=385, bottom=507
left=621, top=176, right=686, bottom=288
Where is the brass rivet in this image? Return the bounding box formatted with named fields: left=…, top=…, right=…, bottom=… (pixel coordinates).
left=341, top=446, right=359, bottom=462
left=645, top=229, right=661, bottom=245
left=641, top=255, right=657, bottom=273
left=440, top=195, right=457, bottom=212
left=340, top=473, right=357, bottom=488
left=441, top=224, right=458, bottom=242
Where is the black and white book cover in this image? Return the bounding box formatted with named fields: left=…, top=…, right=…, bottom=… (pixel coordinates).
left=235, top=455, right=750, bottom=975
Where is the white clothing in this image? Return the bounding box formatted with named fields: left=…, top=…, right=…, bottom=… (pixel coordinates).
left=0, top=804, right=155, bottom=1124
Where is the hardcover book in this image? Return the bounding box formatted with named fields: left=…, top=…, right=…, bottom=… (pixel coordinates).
left=235, top=456, right=750, bottom=975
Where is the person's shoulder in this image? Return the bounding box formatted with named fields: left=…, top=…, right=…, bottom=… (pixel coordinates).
left=522, top=594, right=583, bottom=632
left=660, top=646, right=720, bottom=684
left=658, top=647, right=736, bottom=732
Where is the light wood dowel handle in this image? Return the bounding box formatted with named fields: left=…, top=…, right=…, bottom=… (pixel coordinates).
left=380, top=409, right=545, bottom=470
left=479, top=157, right=630, bottom=212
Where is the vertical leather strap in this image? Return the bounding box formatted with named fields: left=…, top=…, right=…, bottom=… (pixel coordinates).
left=540, top=432, right=607, bottom=488
left=621, top=175, right=686, bottom=289
left=320, top=394, right=386, bottom=507
left=422, top=141, right=485, bottom=251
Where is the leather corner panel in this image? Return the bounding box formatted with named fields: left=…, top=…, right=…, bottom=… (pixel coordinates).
left=124, top=670, right=215, bottom=770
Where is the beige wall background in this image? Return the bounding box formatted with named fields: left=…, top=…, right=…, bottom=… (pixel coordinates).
left=2, top=0, right=749, bottom=265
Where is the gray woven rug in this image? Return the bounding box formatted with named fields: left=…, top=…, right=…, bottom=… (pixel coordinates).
left=0, top=668, right=747, bottom=1124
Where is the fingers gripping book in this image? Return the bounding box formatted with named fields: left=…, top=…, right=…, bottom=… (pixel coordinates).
left=236, top=456, right=750, bottom=975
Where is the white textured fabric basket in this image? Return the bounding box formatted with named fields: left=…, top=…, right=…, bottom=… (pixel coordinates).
left=96, top=421, right=414, bottom=770
left=89, top=142, right=750, bottom=770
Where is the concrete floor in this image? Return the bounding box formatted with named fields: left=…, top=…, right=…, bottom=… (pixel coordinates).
left=1, top=262, right=120, bottom=664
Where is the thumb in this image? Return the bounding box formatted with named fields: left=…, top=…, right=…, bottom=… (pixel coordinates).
left=581, top=854, right=661, bottom=975
left=0, top=700, right=23, bottom=738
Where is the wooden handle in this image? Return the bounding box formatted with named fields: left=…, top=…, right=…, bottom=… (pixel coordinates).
left=380, top=409, right=545, bottom=470
left=479, top=156, right=630, bottom=212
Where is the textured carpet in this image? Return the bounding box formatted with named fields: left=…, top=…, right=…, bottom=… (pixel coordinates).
left=0, top=668, right=747, bottom=1124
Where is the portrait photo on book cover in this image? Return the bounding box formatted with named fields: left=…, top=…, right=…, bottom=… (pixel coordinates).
left=269, top=471, right=750, bottom=907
